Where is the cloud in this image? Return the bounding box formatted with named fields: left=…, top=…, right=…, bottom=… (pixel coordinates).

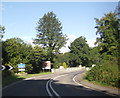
left=87, top=39, right=98, bottom=48
left=60, top=35, right=98, bottom=53
left=26, top=40, right=36, bottom=47
left=60, top=34, right=77, bottom=53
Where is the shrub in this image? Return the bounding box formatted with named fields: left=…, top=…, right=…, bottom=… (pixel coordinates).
left=63, top=62, right=67, bottom=68
left=25, top=64, right=33, bottom=74
left=2, top=70, right=12, bottom=77
left=85, top=59, right=119, bottom=88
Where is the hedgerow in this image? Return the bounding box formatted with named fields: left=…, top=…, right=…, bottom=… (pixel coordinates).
left=85, top=59, right=119, bottom=88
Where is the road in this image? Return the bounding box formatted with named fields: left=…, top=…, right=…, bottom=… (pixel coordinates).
left=2, top=70, right=116, bottom=97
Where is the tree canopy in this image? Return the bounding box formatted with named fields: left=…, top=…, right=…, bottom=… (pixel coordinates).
left=34, top=11, right=68, bottom=62
left=69, top=36, right=91, bottom=67
left=94, top=12, right=119, bottom=58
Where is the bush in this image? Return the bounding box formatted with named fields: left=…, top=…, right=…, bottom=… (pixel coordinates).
left=13, top=64, right=18, bottom=73
left=25, top=64, right=33, bottom=74
left=63, top=62, right=67, bottom=68
left=2, top=70, right=12, bottom=77
left=85, top=58, right=119, bottom=88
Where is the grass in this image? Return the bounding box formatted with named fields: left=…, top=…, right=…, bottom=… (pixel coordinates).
left=2, top=72, right=51, bottom=88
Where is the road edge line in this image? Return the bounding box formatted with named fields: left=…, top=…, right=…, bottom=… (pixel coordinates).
left=73, top=74, right=117, bottom=97
left=73, top=75, right=90, bottom=88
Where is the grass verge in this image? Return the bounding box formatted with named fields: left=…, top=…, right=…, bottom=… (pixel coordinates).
left=2, top=72, right=51, bottom=88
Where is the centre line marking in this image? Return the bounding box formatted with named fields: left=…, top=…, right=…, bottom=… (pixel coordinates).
left=46, top=74, right=68, bottom=97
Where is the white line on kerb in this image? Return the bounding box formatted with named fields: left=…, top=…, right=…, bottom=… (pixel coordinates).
left=73, top=75, right=90, bottom=88
left=46, top=74, right=68, bottom=97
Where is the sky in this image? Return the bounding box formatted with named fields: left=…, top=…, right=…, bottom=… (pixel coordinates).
left=1, top=1, right=118, bottom=53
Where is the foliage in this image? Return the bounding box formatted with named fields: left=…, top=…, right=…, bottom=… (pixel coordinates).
left=89, top=47, right=100, bottom=65
left=2, top=38, right=32, bottom=72
left=85, top=58, right=119, bottom=88
left=0, top=25, right=5, bottom=41
left=2, top=38, right=46, bottom=74
left=94, top=12, right=119, bottom=57
left=25, top=64, right=33, bottom=74
left=85, top=11, right=119, bottom=88
left=69, top=36, right=91, bottom=67
left=27, top=45, right=46, bottom=73
left=63, top=62, right=67, bottom=68
left=53, top=52, right=70, bottom=68
left=34, top=11, right=68, bottom=63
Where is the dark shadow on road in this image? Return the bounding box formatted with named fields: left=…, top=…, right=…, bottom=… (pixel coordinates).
left=2, top=78, right=118, bottom=98
left=52, top=80, right=118, bottom=97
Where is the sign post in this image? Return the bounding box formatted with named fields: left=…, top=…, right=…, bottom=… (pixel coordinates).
left=18, top=63, right=25, bottom=72
left=42, top=61, right=51, bottom=72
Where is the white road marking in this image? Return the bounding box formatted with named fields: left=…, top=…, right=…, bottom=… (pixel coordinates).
left=46, top=79, right=53, bottom=97
left=73, top=75, right=90, bottom=88
left=73, top=74, right=117, bottom=96
left=49, top=79, right=59, bottom=97
left=46, top=74, right=68, bottom=97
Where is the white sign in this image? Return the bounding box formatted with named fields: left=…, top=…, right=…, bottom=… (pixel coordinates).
left=42, top=61, right=51, bottom=69
left=9, top=65, right=13, bottom=70
left=1, top=65, right=13, bottom=70
left=18, top=69, right=25, bottom=71
left=1, top=65, right=5, bottom=70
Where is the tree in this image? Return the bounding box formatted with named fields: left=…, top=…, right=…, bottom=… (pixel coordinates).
left=94, top=12, right=119, bottom=58
left=89, top=47, right=100, bottom=65
left=53, top=52, right=70, bottom=68
left=69, top=36, right=91, bottom=67
left=34, top=11, right=68, bottom=64
left=27, top=45, right=46, bottom=73
left=2, top=38, right=32, bottom=73
left=0, top=25, right=5, bottom=41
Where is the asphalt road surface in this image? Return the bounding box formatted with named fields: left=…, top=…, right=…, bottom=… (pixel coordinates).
left=2, top=70, right=117, bottom=97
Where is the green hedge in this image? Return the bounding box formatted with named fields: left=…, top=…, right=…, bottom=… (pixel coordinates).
left=85, top=59, right=119, bottom=88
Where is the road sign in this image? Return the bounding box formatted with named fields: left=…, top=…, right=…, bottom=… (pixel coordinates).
left=18, top=69, right=25, bottom=71
left=18, top=63, right=25, bottom=68
left=18, top=63, right=25, bottom=71
left=2, top=65, right=5, bottom=70
left=1, top=65, right=13, bottom=70
left=9, top=65, right=13, bottom=70
left=42, top=61, right=51, bottom=69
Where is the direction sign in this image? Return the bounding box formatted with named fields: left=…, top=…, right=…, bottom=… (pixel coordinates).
left=18, top=63, right=25, bottom=72
left=1, top=65, right=13, bottom=70
left=18, top=63, right=25, bottom=68
left=2, top=65, right=5, bottom=70
left=9, top=65, right=13, bottom=70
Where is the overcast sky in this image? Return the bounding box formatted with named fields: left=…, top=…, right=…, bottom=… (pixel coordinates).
left=1, top=1, right=118, bottom=53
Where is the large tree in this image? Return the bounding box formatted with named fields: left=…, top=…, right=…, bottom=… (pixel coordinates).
left=94, top=12, right=119, bottom=58
left=2, top=38, right=32, bottom=72
left=69, top=36, right=91, bottom=67
left=34, top=11, right=68, bottom=63
left=27, top=45, right=46, bottom=73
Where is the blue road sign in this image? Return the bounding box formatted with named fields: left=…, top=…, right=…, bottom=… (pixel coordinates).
left=18, top=63, right=25, bottom=68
